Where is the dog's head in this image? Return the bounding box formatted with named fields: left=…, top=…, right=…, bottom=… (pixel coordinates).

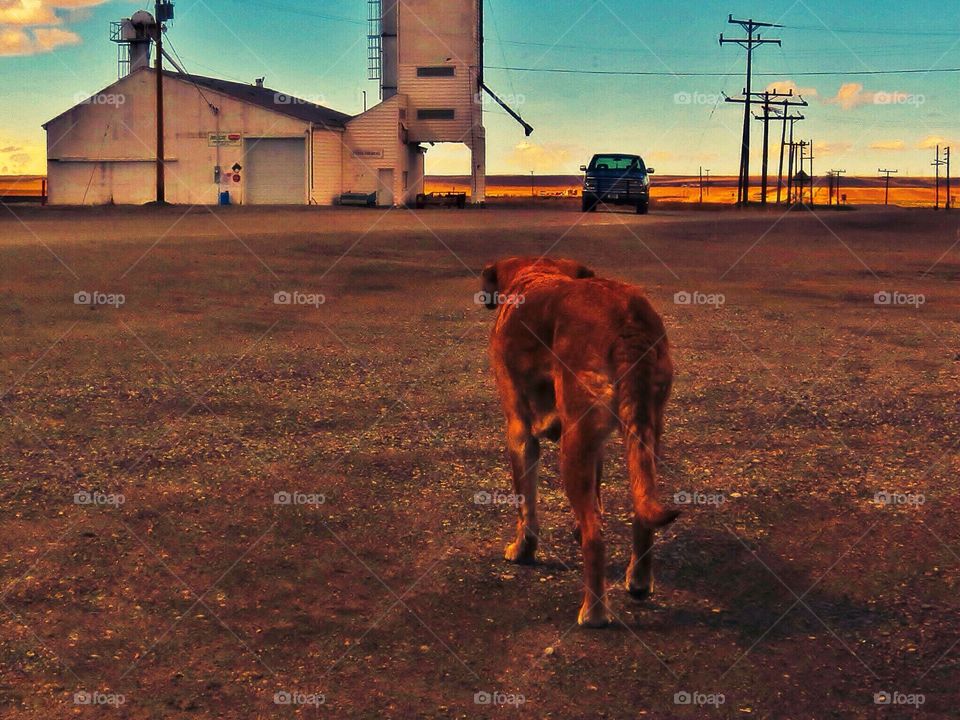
left=479, top=257, right=594, bottom=310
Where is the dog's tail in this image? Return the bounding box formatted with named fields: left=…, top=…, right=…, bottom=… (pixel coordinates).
left=615, top=295, right=680, bottom=530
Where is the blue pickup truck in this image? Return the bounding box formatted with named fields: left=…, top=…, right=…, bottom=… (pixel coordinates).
left=580, top=153, right=655, bottom=214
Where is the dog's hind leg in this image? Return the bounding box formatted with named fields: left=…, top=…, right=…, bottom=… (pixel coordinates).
left=623, top=422, right=678, bottom=599
left=572, top=455, right=603, bottom=545
left=561, top=419, right=610, bottom=628
left=502, top=410, right=541, bottom=565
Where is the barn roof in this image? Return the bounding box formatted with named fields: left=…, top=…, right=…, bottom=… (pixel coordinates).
left=173, top=72, right=354, bottom=129
left=42, top=69, right=354, bottom=130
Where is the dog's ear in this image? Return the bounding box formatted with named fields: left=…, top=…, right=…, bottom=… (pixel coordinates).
left=480, top=263, right=499, bottom=310
left=575, top=263, right=595, bottom=279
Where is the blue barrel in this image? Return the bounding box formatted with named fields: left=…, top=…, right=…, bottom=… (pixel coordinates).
left=219, top=191, right=231, bottom=206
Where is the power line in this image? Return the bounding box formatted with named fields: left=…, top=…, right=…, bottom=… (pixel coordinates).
left=497, top=38, right=960, bottom=58
left=782, top=23, right=959, bottom=37
left=241, top=0, right=365, bottom=25
left=486, top=65, right=960, bottom=77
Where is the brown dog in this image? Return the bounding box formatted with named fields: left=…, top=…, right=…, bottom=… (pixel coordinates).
left=482, top=256, right=678, bottom=627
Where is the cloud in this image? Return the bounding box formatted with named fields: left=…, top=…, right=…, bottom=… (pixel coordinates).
left=32, top=26, right=79, bottom=50
left=0, top=145, right=22, bottom=153
left=826, top=83, right=921, bottom=110
left=918, top=135, right=954, bottom=149
left=869, top=140, right=905, bottom=151
left=814, top=141, right=853, bottom=157
left=0, top=25, right=78, bottom=54
left=506, top=141, right=573, bottom=173
left=0, top=0, right=59, bottom=25
left=765, top=79, right=817, bottom=99
left=0, top=0, right=104, bottom=55
left=9, top=152, right=30, bottom=167
left=826, top=83, right=871, bottom=110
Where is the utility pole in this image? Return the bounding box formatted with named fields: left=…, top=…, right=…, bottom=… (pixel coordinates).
left=786, top=120, right=801, bottom=203
left=945, top=146, right=952, bottom=210
left=932, top=145, right=946, bottom=209
left=720, top=15, right=782, bottom=206
left=699, top=166, right=703, bottom=203
left=798, top=140, right=815, bottom=205
left=154, top=0, right=165, bottom=204
left=794, top=140, right=808, bottom=204
left=752, top=94, right=806, bottom=205
left=830, top=169, right=846, bottom=205
left=878, top=168, right=897, bottom=206
left=728, top=88, right=794, bottom=206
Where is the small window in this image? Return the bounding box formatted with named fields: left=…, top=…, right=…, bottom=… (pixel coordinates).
left=417, top=108, right=455, bottom=120
left=417, top=66, right=455, bottom=78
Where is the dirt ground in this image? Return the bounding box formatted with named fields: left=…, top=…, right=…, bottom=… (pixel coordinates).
left=1, top=201, right=958, bottom=718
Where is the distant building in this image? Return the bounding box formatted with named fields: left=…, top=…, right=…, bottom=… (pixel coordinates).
left=43, top=0, right=494, bottom=206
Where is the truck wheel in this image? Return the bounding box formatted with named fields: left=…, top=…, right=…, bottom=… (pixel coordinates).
left=636, top=200, right=649, bottom=215
left=582, top=197, right=597, bottom=213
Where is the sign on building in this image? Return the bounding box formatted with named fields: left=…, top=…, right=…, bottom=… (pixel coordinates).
left=208, top=132, right=242, bottom=146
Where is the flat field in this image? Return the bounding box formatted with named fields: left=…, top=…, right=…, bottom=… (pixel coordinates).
left=1, top=201, right=958, bottom=718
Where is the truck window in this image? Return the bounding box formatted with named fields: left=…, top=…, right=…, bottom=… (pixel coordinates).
left=590, top=155, right=645, bottom=172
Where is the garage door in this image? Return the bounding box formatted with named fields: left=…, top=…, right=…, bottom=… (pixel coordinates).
left=244, top=138, right=305, bottom=204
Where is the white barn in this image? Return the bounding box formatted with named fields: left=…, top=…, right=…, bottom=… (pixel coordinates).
left=44, top=69, right=425, bottom=206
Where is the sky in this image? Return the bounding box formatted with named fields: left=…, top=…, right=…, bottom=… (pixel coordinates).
left=1, top=0, right=958, bottom=176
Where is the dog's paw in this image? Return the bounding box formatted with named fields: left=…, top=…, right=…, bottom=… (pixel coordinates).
left=577, top=600, right=612, bottom=628
left=626, top=563, right=655, bottom=601
left=504, top=537, right=537, bottom=564
left=626, top=582, right=652, bottom=601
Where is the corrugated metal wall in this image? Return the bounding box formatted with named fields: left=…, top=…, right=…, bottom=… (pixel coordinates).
left=397, top=66, right=475, bottom=142
left=342, top=95, right=403, bottom=203
left=45, top=70, right=312, bottom=205
left=396, top=0, right=480, bottom=145
left=310, top=129, right=344, bottom=204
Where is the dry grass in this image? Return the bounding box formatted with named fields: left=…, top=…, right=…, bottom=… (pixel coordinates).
left=1, top=201, right=959, bottom=718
